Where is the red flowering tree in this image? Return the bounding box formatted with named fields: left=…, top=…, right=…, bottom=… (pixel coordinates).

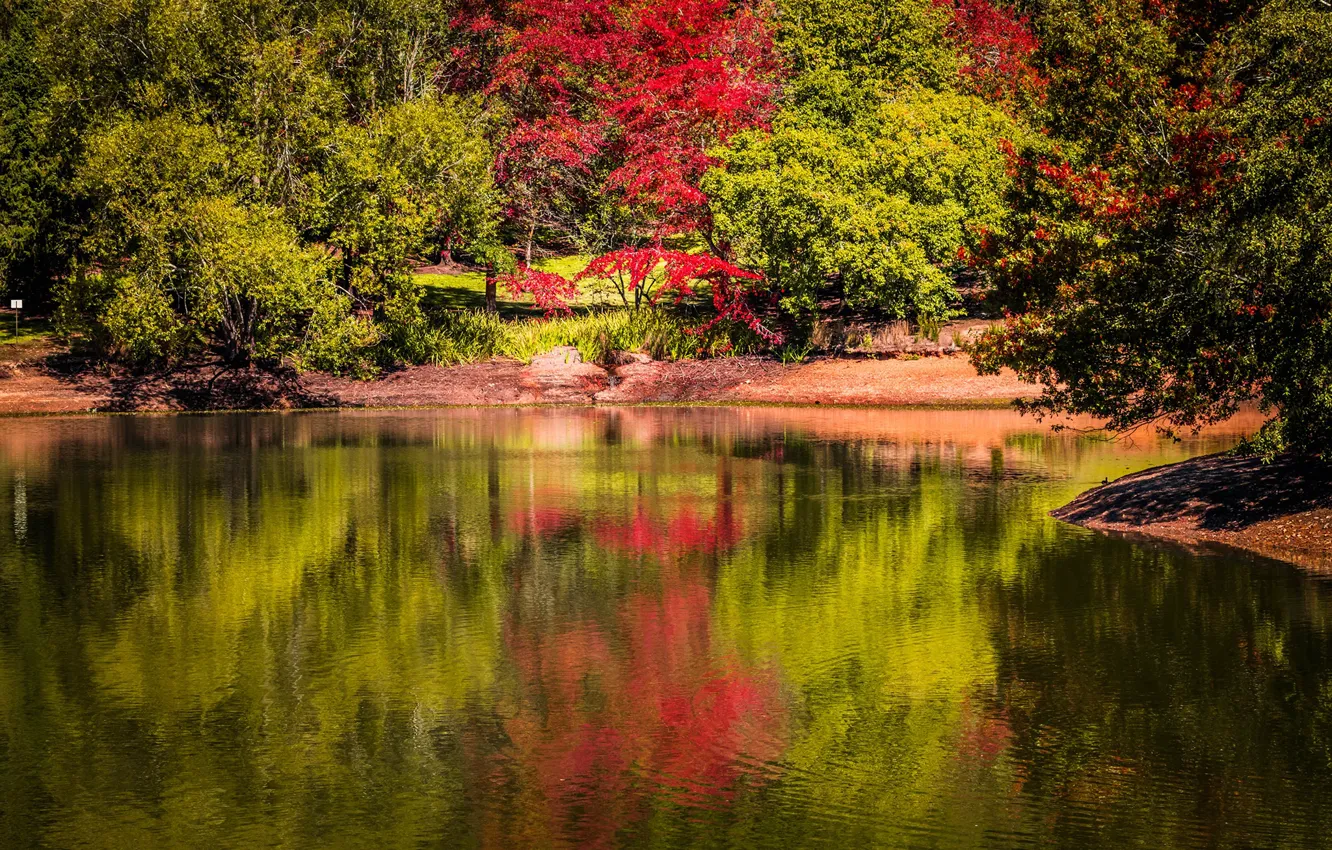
left=470, top=0, right=781, bottom=251
left=503, top=266, right=582, bottom=316
left=577, top=248, right=781, bottom=343
left=935, top=0, right=1046, bottom=106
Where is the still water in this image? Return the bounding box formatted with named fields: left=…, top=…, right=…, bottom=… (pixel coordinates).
left=1, top=407, right=1329, bottom=848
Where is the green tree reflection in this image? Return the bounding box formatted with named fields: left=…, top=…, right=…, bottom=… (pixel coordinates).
left=1, top=409, right=1327, bottom=848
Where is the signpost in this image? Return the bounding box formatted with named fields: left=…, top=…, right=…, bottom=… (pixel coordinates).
left=8, top=300, right=19, bottom=338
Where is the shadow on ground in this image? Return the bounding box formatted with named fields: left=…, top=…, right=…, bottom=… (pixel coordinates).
left=1054, top=453, right=1332, bottom=531
left=42, top=353, right=338, bottom=411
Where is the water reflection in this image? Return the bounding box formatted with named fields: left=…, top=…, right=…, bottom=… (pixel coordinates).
left=4, top=407, right=1332, bottom=848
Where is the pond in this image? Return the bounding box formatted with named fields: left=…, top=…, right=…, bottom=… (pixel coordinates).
left=1, top=407, right=1329, bottom=848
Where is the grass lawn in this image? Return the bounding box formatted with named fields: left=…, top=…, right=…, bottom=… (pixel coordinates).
left=0, top=315, right=52, bottom=345
left=415, top=254, right=716, bottom=316
left=416, top=270, right=503, bottom=313
left=416, top=255, right=600, bottom=316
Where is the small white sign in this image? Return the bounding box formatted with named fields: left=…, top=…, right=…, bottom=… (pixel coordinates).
left=8, top=300, right=20, bottom=310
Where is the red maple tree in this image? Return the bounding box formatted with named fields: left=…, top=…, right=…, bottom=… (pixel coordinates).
left=503, top=266, right=582, bottom=316
left=577, top=248, right=781, bottom=344
left=471, top=0, right=781, bottom=243
left=935, top=0, right=1046, bottom=105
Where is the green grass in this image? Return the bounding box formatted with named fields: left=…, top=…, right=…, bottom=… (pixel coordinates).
left=0, top=315, right=52, bottom=345
left=415, top=255, right=600, bottom=316
left=415, top=271, right=509, bottom=314
left=532, top=255, right=591, bottom=279
left=415, top=255, right=719, bottom=316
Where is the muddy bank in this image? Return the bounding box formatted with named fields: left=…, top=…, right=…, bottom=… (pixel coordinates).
left=1054, top=453, right=1332, bottom=570
left=0, top=346, right=1039, bottom=413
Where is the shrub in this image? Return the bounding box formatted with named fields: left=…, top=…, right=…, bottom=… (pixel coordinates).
left=375, top=284, right=445, bottom=366
left=96, top=275, right=188, bottom=365
left=54, top=271, right=189, bottom=365
left=295, top=296, right=380, bottom=378
left=432, top=310, right=507, bottom=363
left=183, top=199, right=336, bottom=364
left=1233, top=419, right=1289, bottom=464
left=417, top=308, right=760, bottom=366
left=498, top=309, right=758, bottom=364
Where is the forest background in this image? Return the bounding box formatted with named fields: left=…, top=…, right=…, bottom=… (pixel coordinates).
left=0, top=0, right=1329, bottom=453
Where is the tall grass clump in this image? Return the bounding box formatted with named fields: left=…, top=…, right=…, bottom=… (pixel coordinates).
left=373, top=290, right=507, bottom=366
left=394, top=308, right=762, bottom=366
left=501, top=309, right=764, bottom=363
left=429, top=310, right=508, bottom=363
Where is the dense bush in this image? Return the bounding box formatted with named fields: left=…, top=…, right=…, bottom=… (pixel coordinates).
left=706, top=89, right=1020, bottom=322
left=969, top=0, right=1332, bottom=455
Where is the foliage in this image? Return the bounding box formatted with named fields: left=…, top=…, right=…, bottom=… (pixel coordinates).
left=61, top=158, right=363, bottom=368
left=576, top=249, right=761, bottom=311
left=775, top=0, right=957, bottom=124
left=1232, top=418, right=1288, bottom=464
left=84, top=274, right=187, bottom=365
left=295, top=296, right=381, bottom=377
left=706, top=89, right=1022, bottom=321
left=409, top=308, right=758, bottom=364
left=1216, top=0, right=1332, bottom=453
left=497, top=310, right=689, bottom=363
left=6, top=0, right=1332, bottom=436
left=703, top=0, right=1035, bottom=327
left=969, top=0, right=1332, bottom=454
left=312, top=97, right=500, bottom=291
left=183, top=200, right=341, bottom=364
left=476, top=0, right=781, bottom=250
left=0, top=0, right=65, bottom=300
left=503, top=267, right=581, bottom=317
left=937, top=0, right=1046, bottom=107
left=16, top=0, right=502, bottom=369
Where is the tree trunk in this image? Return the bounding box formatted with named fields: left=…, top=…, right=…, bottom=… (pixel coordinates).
left=525, top=220, right=535, bottom=268
left=487, top=442, right=501, bottom=543
left=485, top=266, right=498, bottom=312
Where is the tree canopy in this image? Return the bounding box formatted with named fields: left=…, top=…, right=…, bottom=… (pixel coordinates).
left=969, top=0, right=1332, bottom=454
left=0, top=0, right=1329, bottom=452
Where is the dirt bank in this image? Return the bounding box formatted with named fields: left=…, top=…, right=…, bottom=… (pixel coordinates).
left=1054, top=453, right=1332, bottom=570
left=0, top=346, right=1039, bottom=413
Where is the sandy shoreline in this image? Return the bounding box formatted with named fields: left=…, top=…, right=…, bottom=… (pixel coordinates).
left=1053, top=453, right=1332, bottom=571
left=0, top=348, right=1039, bottom=413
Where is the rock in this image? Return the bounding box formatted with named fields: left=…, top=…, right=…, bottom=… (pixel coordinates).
left=521, top=346, right=609, bottom=403
left=530, top=345, right=583, bottom=366
left=608, top=350, right=652, bottom=366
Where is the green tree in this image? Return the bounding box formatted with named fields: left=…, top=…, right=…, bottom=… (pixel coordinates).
left=313, top=97, right=499, bottom=293
left=9, top=0, right=504, bottom=368
left=0, top=0, right=64, bottom=300
left=970, top=0, right=1332, bottom=455
left=58, top=115, right=374, bottom=368
left=704, top=0, right=1022, bottom=326
left=706, top=89, right=1021, bottom=321
left=775, top=0, right=957, bottom=126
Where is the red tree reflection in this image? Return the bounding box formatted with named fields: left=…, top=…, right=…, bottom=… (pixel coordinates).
left=480, top=483, right=785, bottom=848
left=594, top=503, right=744, bottom=560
